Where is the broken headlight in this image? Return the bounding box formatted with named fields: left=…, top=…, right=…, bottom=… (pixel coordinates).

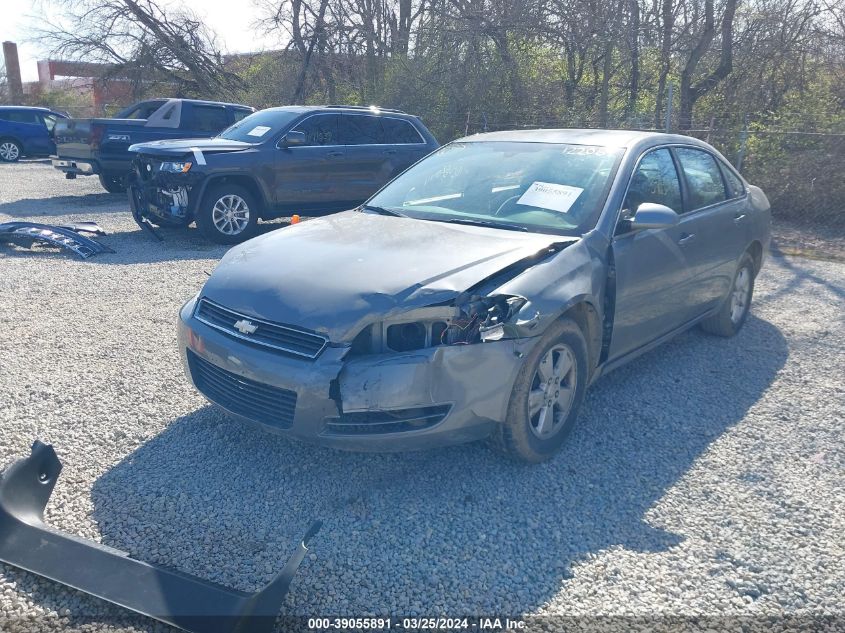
left=349, top=295, right=526, bottom=355
left=159, top=161, right=192, bottom=174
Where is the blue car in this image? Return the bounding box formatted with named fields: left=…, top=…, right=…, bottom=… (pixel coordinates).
left=0, top=106, right=68, bottom=162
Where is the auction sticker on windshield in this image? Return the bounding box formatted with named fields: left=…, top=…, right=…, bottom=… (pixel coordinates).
left=247, top=125, right=272, bottom=137
left=517, top=181, right=583, bottom=214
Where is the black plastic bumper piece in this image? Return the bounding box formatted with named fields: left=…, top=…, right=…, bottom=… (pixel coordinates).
left=128, top=183, right=164, bottom=241
left=0, top=441, right=321, bottom=633
left=0, top=222, right=114, bottom=258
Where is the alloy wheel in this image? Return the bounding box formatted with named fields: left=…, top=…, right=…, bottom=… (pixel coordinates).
left=0, top=142, right=20, bottom=161
left=730, top=267, right=751, bottom=324
left=212, top=194, right=250, bottom=235
left=528, top=344, right=577, bottom=439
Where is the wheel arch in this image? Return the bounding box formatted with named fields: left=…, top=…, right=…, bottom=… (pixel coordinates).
left=198, top=174, right=269, bottom=217
left=556, top=297, right=603, bottom=378
left=747, top=240, right=763, bottom=275
left=0, top=135, right=24, bottom=155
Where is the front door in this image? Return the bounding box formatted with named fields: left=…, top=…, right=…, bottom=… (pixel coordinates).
left=608, top=147, right=694, bottom=360
left=273, top=113, right=347, bottom=211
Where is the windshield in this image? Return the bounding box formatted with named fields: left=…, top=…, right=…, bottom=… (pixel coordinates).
left=217, top=109, right=302, bottom=143
left=367, top=141, right=623, bottom=235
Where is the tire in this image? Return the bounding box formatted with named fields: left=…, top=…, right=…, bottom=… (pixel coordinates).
left=490, top=317, right=589, bottom=463
left=700, top=253, right=756, bottom=337
left=196, top=183, right=259, bottom=244
left=0, top=139, right=22, bottom=162
left=99, top=173, right=127, bottom=194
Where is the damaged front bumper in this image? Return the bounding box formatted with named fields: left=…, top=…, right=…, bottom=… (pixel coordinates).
left=0, top=441, right=321, bottom=633
left=178, top=296, right=540, bottom=451
left=128, top=163, right=205, bottom=237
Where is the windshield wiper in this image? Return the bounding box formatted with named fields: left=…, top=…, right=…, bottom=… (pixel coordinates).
left=360, top=204, right=407, bottom=217
left=434, top=218, right=529, bottom=232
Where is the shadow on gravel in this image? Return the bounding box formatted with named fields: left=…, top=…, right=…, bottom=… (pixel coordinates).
left=84, top=314, right=788, bottom=623
left=0, top=193, right=126, bottom=217
left=762, top=253, right=845, bottom=304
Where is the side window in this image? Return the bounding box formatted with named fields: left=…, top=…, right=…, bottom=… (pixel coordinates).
left=340, top=115, right=384, bottom=145
left=190, top=105, right=229, bottom=133
left=623, top=148, right=682, bottom=217
left=4, top=110, right=40, bottom=124
left=382, top=118, right=424, bottom=144
left=292, top=114, right=341, bottom=146
left=720, top=161, right=745, bottom=199
left=675, top=148, right=728, bottom=210
left=232, top=109, right=251, bottom=123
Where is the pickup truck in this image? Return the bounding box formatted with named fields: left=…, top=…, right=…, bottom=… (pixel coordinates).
left=0, top=106, right=68, bottom=162
left=51, top=98, right=254, bottom=192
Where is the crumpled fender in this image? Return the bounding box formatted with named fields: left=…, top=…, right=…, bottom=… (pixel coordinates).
left=0, top=441, right=321, bottom=633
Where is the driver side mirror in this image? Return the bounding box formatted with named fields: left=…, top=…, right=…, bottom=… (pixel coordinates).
left=629, top=202, right=679, bottom=230
left=280, top=130, right=307, bottom=147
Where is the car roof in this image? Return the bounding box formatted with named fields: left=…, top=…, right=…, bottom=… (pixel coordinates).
left=457, top=128, right=711, bottom=150
left=260, top=105, right=414, bottom=118
left=142, top=98, right=253, bottom=109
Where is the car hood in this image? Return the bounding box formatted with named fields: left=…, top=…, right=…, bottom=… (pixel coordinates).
left=128, top=138, right=252, bottom=156
left=201, top=211, right=577, bottom=342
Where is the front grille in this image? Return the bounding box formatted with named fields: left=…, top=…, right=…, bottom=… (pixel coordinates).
left=323, top=405, right=451, bottom=436
left=187, top=350, right=297, bottom=429
left=195, top=298, right=328, bottom=359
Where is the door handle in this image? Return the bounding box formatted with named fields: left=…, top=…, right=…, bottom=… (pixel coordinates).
left=385, top=149, right=398, bottom=155
left=733, top=213, right=747, bottom=223
left=327, top=151, right=344, bottom=158
left=678, top=233, right=696, bottom=245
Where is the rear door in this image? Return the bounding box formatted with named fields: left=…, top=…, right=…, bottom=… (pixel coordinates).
left=273, top=113, right=346, bottom=211
left=380, top=116, right=430, bottom=175
left=339, top=113, right=390, bottom=204
left=672, top=147, right=744, bottom=316
left=609, top=147, right=694, bottom=359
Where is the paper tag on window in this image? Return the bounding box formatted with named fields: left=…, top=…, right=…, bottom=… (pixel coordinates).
left=517, top=182, right=583, bottom=214
left=247, top=125, right=271, bottom=137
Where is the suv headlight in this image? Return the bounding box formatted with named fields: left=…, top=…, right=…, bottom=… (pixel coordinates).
left=159, top=161, right=192, bottom=173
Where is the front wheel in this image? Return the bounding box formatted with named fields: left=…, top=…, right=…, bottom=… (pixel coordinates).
left=700, top=253, right=755, bottom=337
left=195, top=184, right=259, bottom=244
left=99, top=173, right=127, bottom=193
left=0, top=139, right=22, bottom=162
left=490, top=317, right=589, bottom=463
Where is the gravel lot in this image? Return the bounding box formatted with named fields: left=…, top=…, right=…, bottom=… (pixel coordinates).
left=1, top=160, right=844, bottom=632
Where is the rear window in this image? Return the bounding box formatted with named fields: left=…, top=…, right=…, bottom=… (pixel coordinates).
left=340, top=115, right=383, bottom=145
left=382, top=118, right=424, bottom=144
left=675, top=147, right=728, bottom=211
left=117, top=101, right=166, bottom=119
left=190, top=105, right=229, bottom=133
left=217, top=109, right=302, bottom=143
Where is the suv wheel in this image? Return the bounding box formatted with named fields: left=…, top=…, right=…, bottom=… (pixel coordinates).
left=99, top=173, right=127, bottom=194
left=196, top=184, right=259, bottom=244
left=0, top=139, right=22, bottom=162
left=490, top=317, right=588, bottom=463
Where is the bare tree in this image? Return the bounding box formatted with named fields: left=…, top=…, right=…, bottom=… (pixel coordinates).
left=34, top=0, right=243, bottom=98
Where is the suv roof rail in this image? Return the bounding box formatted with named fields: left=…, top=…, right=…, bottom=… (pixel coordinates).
left=323, top=104, right=407, bottom=114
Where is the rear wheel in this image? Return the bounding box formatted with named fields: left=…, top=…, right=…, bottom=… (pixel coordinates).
left=99, top=173, right=127, bottom=193
left=490, top=317, right=588, bottom=463
left=0, top=139, right=22, bottom=162
left=700, top=253, right=755, bottom=337
left=196, top=184, right=259, bottom=244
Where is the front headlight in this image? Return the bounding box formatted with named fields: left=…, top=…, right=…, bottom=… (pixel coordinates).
left=159, top=161, right=192, bottom=173
left=348, top=295, right=527, bottom=355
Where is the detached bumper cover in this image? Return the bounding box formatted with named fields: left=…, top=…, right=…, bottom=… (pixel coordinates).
left=0, top=221, right=113, bottom=259
left=0, top=441, right=321, bottom=633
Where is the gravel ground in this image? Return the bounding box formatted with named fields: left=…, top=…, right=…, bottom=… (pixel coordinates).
left=1, top=161, right=844, bottom=632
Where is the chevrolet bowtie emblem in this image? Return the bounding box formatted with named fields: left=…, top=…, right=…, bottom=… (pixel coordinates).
left=233, top=319, right=258, bottom=335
